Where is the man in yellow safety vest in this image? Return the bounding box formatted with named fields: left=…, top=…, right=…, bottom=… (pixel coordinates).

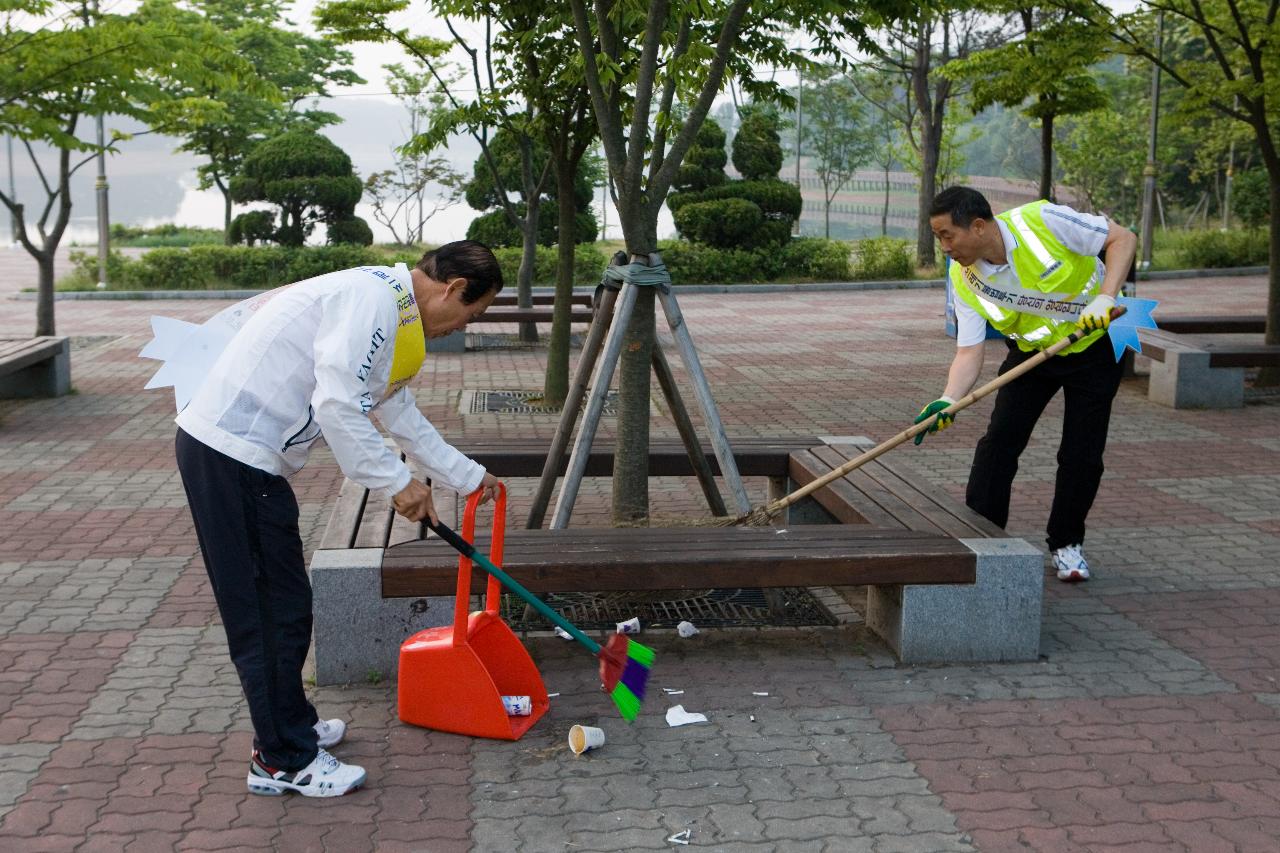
left=917, top=186, right=1137, bottom=583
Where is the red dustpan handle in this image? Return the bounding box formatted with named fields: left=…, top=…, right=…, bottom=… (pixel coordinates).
left=451, top=485, right=506, bottom=647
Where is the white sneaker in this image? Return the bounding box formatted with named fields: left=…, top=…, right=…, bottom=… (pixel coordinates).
left=247, top=748, right=366, bottom=797
left=314, top=718, right=346, bottom=749
left=1053, top=544, right=1090, bottom=583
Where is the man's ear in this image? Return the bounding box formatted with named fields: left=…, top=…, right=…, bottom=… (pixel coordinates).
left=445, top=277, right=468, bottom=299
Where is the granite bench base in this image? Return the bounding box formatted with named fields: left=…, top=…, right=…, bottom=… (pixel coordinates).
left=0, top=336, right=71, bottom=398
left=310, top=515, right=1043, bottom=686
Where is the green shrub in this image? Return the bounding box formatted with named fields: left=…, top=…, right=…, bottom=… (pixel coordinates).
left=656, top=237, right=853, bottom=284
left=229, top=211, right=276, bottom=246
left=62, top=249, right=141, bottom=290
left=674, top=120, right=728, bottom=192
left=59, top=244, right=385, bottom=290
left=106, top=224, right=224, bottom=247
left=668, top=178, right=800, bottom=249
left=1231, top=170, right=1269, bottom=228
left=731, top=109, right=783, bottom=181
left=668, top=179, right=801, bottom=219
left=492, top=244, right=609, bottom=286
left=672, top=197, right=764, bottom=248
left=854, top=236, right=913, bottom=281
left=778, top=238, right=853, bottom=280
left=466, top=202, right=599, bottom=248
left=1175, top=228, right=1269, bottom=268
left=327, top=216, right=374, bottom=246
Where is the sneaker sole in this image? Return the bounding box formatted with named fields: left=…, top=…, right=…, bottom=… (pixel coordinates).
left=247, top=770, right=366, bottom=798
left=1057, top=570, right=1089, bottom=583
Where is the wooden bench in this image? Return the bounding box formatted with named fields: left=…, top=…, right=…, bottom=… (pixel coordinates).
left=786, top=438, right=1040, bottom=664
left=0, top=336, right=70, bottom=398
left=308, top=437, right=1042, bottom=684
left=489, top=292, right=594, bottom=309
left=426, top=293, right=597, bottom=352
left=1139, top=318, right=1279, bottom=408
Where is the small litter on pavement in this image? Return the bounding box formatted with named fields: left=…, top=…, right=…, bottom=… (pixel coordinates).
left=667, top=829, right=692, bottom=845
left=676, top=620, right=698, bottom=638
left=554, top=626, right=573, bottom=640
left=752, top=691, right=769, bottom=697
left=616, top=616, right=641, bottom=634
left=666, top=705, right=708, bottom=727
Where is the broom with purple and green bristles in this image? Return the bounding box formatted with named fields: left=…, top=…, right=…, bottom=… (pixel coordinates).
left=426, top=519, right=655, bottom=721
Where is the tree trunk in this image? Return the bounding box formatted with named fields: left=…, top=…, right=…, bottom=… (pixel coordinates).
left=824, top=190, right=831, bottom=238
left=222, top=189, right=233, bottom=245
left=1040, top=112, right=1055, bottom=202
left=35, top=251, right=55, bottom=337
left=882, top=164, right=890, bottom=236
left=517, top=206, right=540, bottom=344
left=611, top=215, right=658, bottom=526
left=916, top=128, right=940, bottom=268
left=544, top=159, right=578, bottom=407
left=1259, top=169, right=1280, bottom=386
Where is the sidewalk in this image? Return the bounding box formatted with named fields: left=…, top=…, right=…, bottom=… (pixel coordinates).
left=1, top=272, right=1278, bottom=851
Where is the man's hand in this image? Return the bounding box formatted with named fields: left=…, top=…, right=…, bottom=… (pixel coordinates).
left=913, top=397, right=956, bottom=446
left=473, top=472, right=501, bottom=505
left=1079, top=293, right=1117, bottom=333
left=393, top=480, right=438, bottom=524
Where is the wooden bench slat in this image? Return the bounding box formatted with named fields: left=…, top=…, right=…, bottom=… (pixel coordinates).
left=318, top=476, right=369, bottom=550
left=458, top=440, right=803, bottom=479
left=1206, top=345, right=1280, bottom=369
left=381, top=527, right=976, bottom=595
left=383, top=528, right=949, bottom=563
left=474, top=308, right=594, bottom=323
left=822, top=445, right=1004, bottom=539
left=0, top=338, right=64, bottom=375
left=1152, top=314, right=1265, bottom=334
left=788, top=449, right=901, bottom=527
left=491, top=293, right=593, bottom=308
left=353, top=492, right=395, bottom=549
left=811, top=445, right=945, bottom=533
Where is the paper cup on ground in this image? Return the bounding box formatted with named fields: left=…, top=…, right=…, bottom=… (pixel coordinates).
left=568, top=724, right=606, bottom=755
left=676, top=620, right=699, bottom=638
left=615, top=617, right=640, bottom=634
left=502, top=695, right=532, bottom=716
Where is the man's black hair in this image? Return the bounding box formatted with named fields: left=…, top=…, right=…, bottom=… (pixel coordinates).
left=929, top=186, right=994, bottom=229
left=416, top=240, right=504, bottom=304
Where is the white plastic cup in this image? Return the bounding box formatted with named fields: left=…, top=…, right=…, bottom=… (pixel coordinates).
left=502, top=695, right=532, bottom=716
left=568, top=724, right=606, bottom=755
left=616, top=617, right=641, bottom=635
left=676, top=620, right=699, bottom=638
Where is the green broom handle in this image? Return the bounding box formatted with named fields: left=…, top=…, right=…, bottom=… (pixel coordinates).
left=427, top=520, right=603, bottom=655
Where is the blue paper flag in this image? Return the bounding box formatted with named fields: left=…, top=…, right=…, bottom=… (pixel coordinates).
left=1108, top=296, right=1159, bottom=362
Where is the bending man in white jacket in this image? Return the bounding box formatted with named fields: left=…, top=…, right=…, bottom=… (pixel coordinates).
left=174, top=240, right=503, bottom=798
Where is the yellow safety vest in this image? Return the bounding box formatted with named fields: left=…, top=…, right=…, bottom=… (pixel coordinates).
left=951, top=200, right=1106, bottom=355
left=363, top=265, right=426, bottom=394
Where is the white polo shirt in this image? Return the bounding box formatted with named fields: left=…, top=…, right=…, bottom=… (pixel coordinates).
left=954, top=203, right=1111, bottom=347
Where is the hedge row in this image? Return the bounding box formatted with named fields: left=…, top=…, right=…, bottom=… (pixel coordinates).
left=64, top=244, right=612, bottom=291
left=63, top=237, right=884, bottom=291
left=657, top=237, right=854, bottom=283
left=1174, top=228, right=1269, bottom=269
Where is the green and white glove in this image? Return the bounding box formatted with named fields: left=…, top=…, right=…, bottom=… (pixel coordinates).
left=1079, top=294, right=1116, bottom=333
left=913, top=396, right=956, bottom=445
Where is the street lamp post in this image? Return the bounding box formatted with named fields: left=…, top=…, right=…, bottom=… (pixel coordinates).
left=92, top=0, right=110, bottom=289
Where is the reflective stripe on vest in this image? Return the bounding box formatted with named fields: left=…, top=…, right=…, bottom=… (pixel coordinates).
left=951, top=201, right=1105, bottom=354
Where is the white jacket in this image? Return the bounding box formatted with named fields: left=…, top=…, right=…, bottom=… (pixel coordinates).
left=175, top=264, right=485, bottom=499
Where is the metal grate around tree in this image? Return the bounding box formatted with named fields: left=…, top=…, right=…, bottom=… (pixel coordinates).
left=499, top=587, right=837, bottom=630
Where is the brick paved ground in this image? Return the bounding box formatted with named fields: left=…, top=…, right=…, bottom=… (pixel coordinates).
left=2, top=256, right=1278, bottom=851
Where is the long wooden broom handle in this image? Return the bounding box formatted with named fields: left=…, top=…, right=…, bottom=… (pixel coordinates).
left=772, top=306, right=1127, bottom=513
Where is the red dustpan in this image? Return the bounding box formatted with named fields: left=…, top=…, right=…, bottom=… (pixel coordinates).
left=397, top=486, right=548, bottom=740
